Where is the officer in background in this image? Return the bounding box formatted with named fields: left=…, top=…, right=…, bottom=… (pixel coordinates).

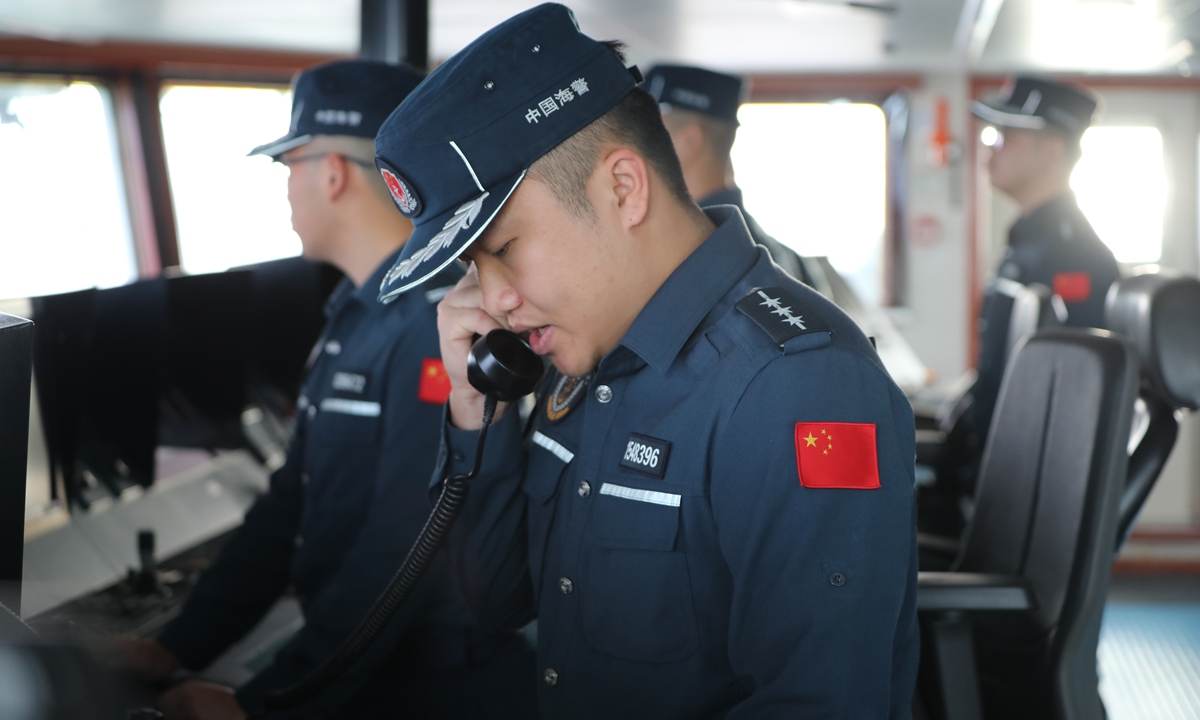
left=645, top=64, right=815, bottom=286
left=966, top=77, right=1120, bottom=446
left=374, top=5, right=917, bottom=718
left=112, top=60, right=535, bottom=720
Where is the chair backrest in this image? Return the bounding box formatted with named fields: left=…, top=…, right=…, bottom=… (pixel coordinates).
left=956, top=329, right=1138, bottom=720
left=1105, top=271, right=1200, bottom=546
left=1007, top=282, right=1065, bottom=361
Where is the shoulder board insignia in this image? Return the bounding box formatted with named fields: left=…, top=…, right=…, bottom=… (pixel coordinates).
left=736, top=286, right=831, bottom=346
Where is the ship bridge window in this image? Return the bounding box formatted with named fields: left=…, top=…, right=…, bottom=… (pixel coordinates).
left=1070, top=125, right=1165, bottom=263
left=159, top=84, right=300, bottom=275
left=732, top=102, right=888, bottom=305
left=0, top=79, right=136, bottom=300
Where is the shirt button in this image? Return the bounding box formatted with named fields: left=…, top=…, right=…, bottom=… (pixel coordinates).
left=559, top=577, right=574, bottom=595
left=578, top=481, right=591, bottom=498
left=829, top=572, right=846, bottom=587
left=595, top=385, right=613, bottom=403
left=453, top=450, right=465, bottom=462
left=324, top=340, right=341, bottom=355
left=543, top=668, right=558, bottom=686
left=307, top=405, right=317, bottom=420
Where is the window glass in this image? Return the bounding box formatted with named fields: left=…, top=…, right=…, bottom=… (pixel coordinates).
left=159, top=85, right=300, bottom=274
left=732, top=102, right=888, bottom=305
left=0, top=80, right=136, bottom=300
left=1070, top=125, right=1165, bottom=263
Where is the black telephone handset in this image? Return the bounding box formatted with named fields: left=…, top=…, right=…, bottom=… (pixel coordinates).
left=264, top=330, right=542, bottom=714
left=467, top=329, right=545, bottom=401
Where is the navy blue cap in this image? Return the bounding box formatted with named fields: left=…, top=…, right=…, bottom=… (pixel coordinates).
left=644, top=64, right=744, bottom=125
left=374, top=3, right=641, bottom=301
left=249, top=60, right=425, bottom=158
left=972, top=76, right=1098, bottom=135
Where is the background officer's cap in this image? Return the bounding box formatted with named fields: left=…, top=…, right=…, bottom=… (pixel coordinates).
left=249, top=59, right=425, bottom=159
left=972, top=76, right=1098, bottom=135
left=644, top=65, right=745, bottom=125
left=374, top=2, right=642, bottom=302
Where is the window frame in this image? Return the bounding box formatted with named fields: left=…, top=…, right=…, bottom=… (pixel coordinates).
left=0, top=37, right=344, bottom=279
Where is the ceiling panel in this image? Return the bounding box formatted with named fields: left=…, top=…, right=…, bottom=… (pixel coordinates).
left=3, top=0, right=1200, bottom=75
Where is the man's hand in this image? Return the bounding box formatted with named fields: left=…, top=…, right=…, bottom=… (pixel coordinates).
left=157, top=681, right=246, bottom=720
left=437, top=265, right=512, bottom=429
left=98, top=636, right=181, bottom=683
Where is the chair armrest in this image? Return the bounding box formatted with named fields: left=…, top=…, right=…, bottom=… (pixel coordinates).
left=917, top=532, right=961, bottom=559
left=917, top=572, right=1035, bottom=612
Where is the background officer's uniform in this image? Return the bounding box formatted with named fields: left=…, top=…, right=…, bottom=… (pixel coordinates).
left=371, top=6, right=918, bottom=718
left=644, top=64, right=816, bottom=287
left=156, top=61, right=535, bottom=718
left=967, top=77, right=1120, bottom=445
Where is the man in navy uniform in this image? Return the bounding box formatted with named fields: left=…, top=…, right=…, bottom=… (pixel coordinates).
left=373, top=5, right=917, bottom=718
left=113, top=60, right=535, bottom=720
left=966, top=77, right=1120, bottom=446
left=644, top=64, right=814, bottom=286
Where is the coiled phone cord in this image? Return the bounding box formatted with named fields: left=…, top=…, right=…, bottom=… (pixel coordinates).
left=261, top=394, right=499, bottom=713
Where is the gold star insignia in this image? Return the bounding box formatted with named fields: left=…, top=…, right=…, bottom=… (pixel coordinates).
left=821, top=428, right=827, bottom=435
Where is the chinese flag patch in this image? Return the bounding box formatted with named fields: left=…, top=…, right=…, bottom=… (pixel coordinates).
left=418, top=358, right=452, bottom=404
left=1053, top=272, right=1091, bottom=303
left=794, top=422, right=880, bottom=490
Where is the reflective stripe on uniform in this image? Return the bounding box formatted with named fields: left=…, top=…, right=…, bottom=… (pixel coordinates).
left=319, top=398, right=382, bottom=417
left=598, top=482, right=681, bottom=507
left=531, top=431, right=574, bottom=463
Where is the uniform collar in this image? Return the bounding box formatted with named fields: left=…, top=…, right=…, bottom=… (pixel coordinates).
left=1011, top=191, right=1078, bottom=242
left=617, top=206, right=758, bottom=375
left=326, top=246, right=407, bottom=317
left=698, top=186, right=744, bottom=211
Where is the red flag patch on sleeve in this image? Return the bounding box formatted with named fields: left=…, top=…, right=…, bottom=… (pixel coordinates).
left=1053, top=272, right=1092, bottom=302
left=418, top=358, right=452, bottom=404
left=794, top=422, right=880, bottom=489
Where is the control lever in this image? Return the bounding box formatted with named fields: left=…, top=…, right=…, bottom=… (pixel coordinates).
left=264, top=330, right=542, bottom=712
left=132, top=529, right=159, bottom=595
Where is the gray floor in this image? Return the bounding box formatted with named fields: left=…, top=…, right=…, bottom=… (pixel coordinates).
left=1101, top=576, right=1200, bottom=720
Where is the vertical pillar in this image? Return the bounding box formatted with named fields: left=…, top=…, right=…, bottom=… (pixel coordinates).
left=361, top=0, right=429, bottom=70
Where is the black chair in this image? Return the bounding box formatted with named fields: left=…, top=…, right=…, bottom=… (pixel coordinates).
left=1103, top=271, right=1200, bottom=548
left=916, top=328, right=1138, bottom=720
left=917, top=282, right=1064, bottom=541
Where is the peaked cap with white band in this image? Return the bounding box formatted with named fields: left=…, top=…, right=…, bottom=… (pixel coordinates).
left=972, top=75, right=1098, bottom=135
left=374, top=2, right=641, bottom=302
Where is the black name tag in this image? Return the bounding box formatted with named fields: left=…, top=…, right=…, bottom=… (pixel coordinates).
left=620, top=433, right=671, bottom=479
left=331, top=371, right=369, bottom=395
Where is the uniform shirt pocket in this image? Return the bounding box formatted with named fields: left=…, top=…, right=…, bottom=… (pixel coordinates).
left=581, top=478, right=699, bottom=663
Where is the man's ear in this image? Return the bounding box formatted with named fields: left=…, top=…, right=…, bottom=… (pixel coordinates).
left=598, top=147, right=650, bottom=231
left=323, top=153, right=351, bottom=201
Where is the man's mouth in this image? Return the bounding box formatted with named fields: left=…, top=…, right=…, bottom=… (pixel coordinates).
left=520, top=325, right=553, bottom=355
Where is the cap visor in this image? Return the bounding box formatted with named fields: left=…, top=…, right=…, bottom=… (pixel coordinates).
left=378, top=168, right=528, bottom=303
left=971, top=101, right=1046, bottom=130
left=247, top=133, right=313, bottom=158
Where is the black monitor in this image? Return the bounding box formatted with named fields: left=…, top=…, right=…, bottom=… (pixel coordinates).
left=0, top=312, right=33, bottom=614
left=30, top=258, right=340, bottom=510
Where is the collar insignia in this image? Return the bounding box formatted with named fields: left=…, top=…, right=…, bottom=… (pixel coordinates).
left=545, top=372, right=592, bottom=423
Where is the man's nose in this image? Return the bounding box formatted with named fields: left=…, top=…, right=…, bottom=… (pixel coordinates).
left=479, top=272, right=522, bottom=317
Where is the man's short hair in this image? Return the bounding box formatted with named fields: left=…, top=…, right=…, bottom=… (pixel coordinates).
left=308, top=135, right=392, bottom=203
left=663, top=107, right=739, bottom=162
left=528, top=42, right=696, bottom=221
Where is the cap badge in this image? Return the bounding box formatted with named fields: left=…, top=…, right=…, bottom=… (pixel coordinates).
left=386, top=191, right=489, bottom=284
left=380, top=167, right=422, bottom=217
